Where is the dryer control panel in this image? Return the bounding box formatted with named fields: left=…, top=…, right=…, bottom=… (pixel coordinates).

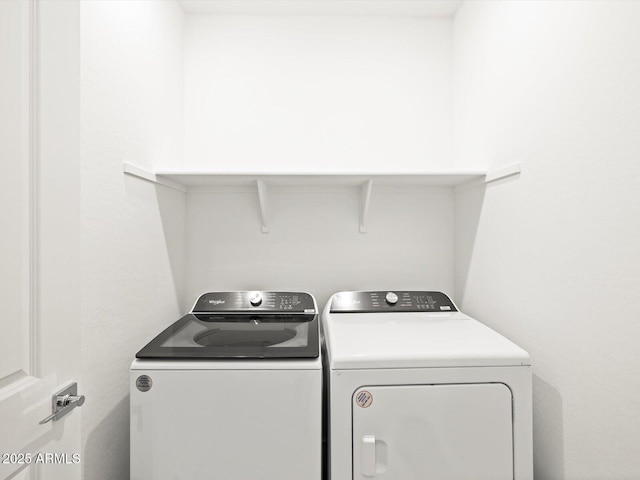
left=330, top=291, right=457, bottom=313
left=192, top=291, right=316, bottom=313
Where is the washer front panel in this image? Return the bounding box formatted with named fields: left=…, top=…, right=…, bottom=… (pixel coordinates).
left=130, top=368, right=322, bottom=480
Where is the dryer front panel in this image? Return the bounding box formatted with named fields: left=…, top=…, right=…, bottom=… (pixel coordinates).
left=352, top=383, right=513, bottom=480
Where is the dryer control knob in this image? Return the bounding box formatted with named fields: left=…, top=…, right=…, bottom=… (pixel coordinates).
left=249, top=293, right=263, bottom=307
left=385, top=292, right=399, bottom=305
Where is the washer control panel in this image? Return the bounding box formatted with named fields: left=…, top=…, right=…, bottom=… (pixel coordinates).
left=192, top=291, right=316, bottom=313
left=330, top=291, right=457, bottom=313
left=385, top=291, right=399, bottom=305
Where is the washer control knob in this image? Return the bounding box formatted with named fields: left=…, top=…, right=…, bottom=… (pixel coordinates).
left=385, top=292, right=399, bottom=305
left=249, top=293, right=262, bottom=307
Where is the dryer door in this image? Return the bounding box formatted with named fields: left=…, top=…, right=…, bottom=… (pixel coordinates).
left=352, top=383, right=513, bottom=480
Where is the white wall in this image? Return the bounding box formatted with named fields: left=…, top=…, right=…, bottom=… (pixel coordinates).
left=77, top=1, right=640, bottom=478
left=454, top=1, right=640, bottom=478
left=80, top=1, right=185, bottom=478
left=185, top=187, right=455, bottom=309
left=183, top=14, right=453, bottom=173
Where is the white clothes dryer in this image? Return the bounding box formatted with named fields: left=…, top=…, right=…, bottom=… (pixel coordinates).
left=131, top=291, right=322, bottom=480
left=322, top=290, right=532, bottom=480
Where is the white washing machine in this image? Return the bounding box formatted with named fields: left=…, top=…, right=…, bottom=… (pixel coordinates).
left=322, top=290, right=533, bottom=480
left=131, top=291, right=322, bottom=480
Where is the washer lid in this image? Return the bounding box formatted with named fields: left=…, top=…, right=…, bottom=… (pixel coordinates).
left=137, top=292, right=319, bottom=359
left=137, top=313, right=319, bottom=359
left=323, top=311, right=530, bottom=369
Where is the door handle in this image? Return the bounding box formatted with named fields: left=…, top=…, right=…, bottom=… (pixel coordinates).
left=39, top=382, right=85, bottom=425
left=362, top=435, right=376, bottom=477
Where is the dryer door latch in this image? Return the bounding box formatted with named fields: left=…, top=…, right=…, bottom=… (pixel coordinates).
left=362, top=435, right=376, bottom=477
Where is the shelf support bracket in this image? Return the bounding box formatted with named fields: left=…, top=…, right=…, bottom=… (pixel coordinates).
left=455, top=162, right=521, bottom=192
left=256, top=179, right=269, bottom=233
left=485, top=162, right=521, bottom=184
left=123, top=162, right=186, bottom=193
left=360, top=179, right=373, bottom=234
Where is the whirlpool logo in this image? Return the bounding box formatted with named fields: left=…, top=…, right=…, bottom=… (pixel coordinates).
left=209, top=299, right=226, bottom=305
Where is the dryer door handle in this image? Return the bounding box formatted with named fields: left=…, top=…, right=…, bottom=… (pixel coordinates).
left=361, top=435, right=376, bottom=477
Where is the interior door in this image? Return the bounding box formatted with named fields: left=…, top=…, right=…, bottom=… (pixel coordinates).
left=0, top=1, right=81, bottom=479
left=352, top=383, right=514, bottom=480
